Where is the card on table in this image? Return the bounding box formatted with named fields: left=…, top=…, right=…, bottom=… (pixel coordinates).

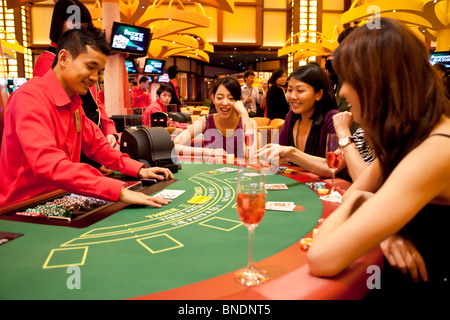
left=266, top=202, right=296, bottom=212
left=243, top=172, right=261, bottom=177
left=215, top=167, right=239, bottom=173
left=265, top=184, right=288, bottom=190
left=187, top=196, right=212, bottom=204
left=153, top=189, right=186, bottom=200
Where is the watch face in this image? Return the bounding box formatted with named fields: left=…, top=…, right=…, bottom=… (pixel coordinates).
left=339, top=137, right=349, bottom=147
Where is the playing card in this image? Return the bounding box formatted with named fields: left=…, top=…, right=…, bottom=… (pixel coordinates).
left=265, top=202, right=296, bottom=211
left=243, top=172, right=261, bottom=177
left=265, top=184, right=288, bottom=190
left=152, top=189, right=185, bottom=200
left=216, top=167, right=239, bottom=172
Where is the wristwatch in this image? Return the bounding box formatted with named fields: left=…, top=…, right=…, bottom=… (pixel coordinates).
left=338, top=136, right=355, bottom=148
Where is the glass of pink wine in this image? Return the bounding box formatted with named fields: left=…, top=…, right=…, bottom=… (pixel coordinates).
left=322, top=133, right=343, bottom=201
left=234, top=164, right=269, bottom=286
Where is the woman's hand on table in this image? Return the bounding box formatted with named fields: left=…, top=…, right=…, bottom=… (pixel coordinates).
left=255, top=144, right=295, bottom=166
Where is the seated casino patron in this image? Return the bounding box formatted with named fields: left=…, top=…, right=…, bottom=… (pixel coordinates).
left=0, top=27, right=173, bottom=208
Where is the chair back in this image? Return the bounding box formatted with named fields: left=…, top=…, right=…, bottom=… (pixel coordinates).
left=253, top=117, right=271, bottom=127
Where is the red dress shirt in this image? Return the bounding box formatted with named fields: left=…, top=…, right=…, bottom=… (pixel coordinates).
left=33, top=44, right=118, bottom=138
left=97, top=90, right=105, bottom=106
left=0, top=69, right=144, bottom=207
left=33, top=42, right=57, bottom=78
left=131, top=87, right=151, bottom=109
left=142, top=100, right=166, bottom=126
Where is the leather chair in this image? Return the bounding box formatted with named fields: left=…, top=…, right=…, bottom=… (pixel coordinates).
left=256, top=118, right=285, bottom=145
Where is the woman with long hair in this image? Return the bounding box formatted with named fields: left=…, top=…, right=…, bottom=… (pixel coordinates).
left=257, top=63, right=339, bottom=177
left=174, top=77, right=258, bottom=159
left=266, top=68, right=290, bottom=120
left=307, top=18, right=450, bottom=298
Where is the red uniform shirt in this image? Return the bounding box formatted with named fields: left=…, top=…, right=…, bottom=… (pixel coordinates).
left=33, top=43, right=56, bottom=78
left=0, top=69, right=144, bottom=207
left=131, top=87, right=151, bottom=109
left=142, top=100, right=166, bottom=126
left=33, top=45, right=117, bottom=138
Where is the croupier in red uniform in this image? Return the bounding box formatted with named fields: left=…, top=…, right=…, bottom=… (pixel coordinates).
left=0, top=27, right=172, bottom=208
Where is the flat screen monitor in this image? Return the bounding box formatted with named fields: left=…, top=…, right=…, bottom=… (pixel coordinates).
left=158, top=73, right=170, bottom=83
left=430, top=51, right=450, bottom=68
left=110, top=22, right=152, bottom=56
left=143, top=59, right=165, bottom=74
left=6, top=78, right=27, bottom=94
left=125, top=59, right=138, bottom=74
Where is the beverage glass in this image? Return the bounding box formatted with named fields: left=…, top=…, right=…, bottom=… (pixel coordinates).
left=322, top=133, right=342, bottom=201
left=234, top=164, right=268, bottom=286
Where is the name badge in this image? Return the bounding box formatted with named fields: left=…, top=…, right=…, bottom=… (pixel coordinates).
left=74, top=109, right=81, bottom=133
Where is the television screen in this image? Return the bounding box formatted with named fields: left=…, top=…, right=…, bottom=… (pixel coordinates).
left=430, top=51, right=450, bottom=68
left=158, top=73, right=170, bottom=83
left=6, top=78, right=27, bottom=94
left=143, top=59, right=165, bottom=74
left=110, top=22, right=152, bottom=56
left=125, top=59, right=138, bottom=74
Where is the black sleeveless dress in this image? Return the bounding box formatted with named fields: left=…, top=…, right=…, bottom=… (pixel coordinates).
left=367, top=134, right=450, bottom=299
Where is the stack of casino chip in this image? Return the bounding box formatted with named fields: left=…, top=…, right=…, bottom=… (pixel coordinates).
left=47, top=194, right=108, bottom=213
left=66, top=194, right=108, bottom=211
left=16, top=194, right=109, bottom=218
left=25, top=204, right=71, bottom=218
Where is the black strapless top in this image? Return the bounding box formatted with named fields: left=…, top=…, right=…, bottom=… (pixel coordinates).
left=401, top=203, right=450, bottom=293
left=368, top=133, right=450, bottom=299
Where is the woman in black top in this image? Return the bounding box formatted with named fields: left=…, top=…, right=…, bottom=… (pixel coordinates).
left=307, top=18, right=450, bottom=299
left=266, top=68, right=290, bottom=120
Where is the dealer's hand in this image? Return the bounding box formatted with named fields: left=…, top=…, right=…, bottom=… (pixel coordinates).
left=138, top=167, right=174, bottom=180
left=106, top=134, right=118, bottom=148
left=119, top=188, right=170, bottom=208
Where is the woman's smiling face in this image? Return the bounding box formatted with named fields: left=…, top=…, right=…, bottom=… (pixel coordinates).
left=286, top=77, right=323, bottom=118
left=212, top=84, right=237, bottom=118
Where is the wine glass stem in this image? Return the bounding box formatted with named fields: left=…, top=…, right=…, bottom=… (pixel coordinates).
left=247, top=228, right=255, bottom=269
left=331, top=170, right=335, bottom=194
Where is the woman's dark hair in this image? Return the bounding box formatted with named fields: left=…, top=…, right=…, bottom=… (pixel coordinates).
left=52, top=27, right=110, bottom=68
left=167, top=66, right=179, bottom=79
left=268, top=68, right=286, bottom=86
left=50, top=0, right=93, bottom=44
left=211, top=77, right=242, bottom=101
left=286, top=63, right=337, bottom=156
left=333, top=17, right=450, bottom=182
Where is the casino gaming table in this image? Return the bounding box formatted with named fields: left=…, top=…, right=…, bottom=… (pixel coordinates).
left=0, top=159, right=383, bottom=300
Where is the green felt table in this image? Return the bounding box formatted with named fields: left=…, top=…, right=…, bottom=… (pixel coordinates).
left=0, top=162, right=324, bottom=300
